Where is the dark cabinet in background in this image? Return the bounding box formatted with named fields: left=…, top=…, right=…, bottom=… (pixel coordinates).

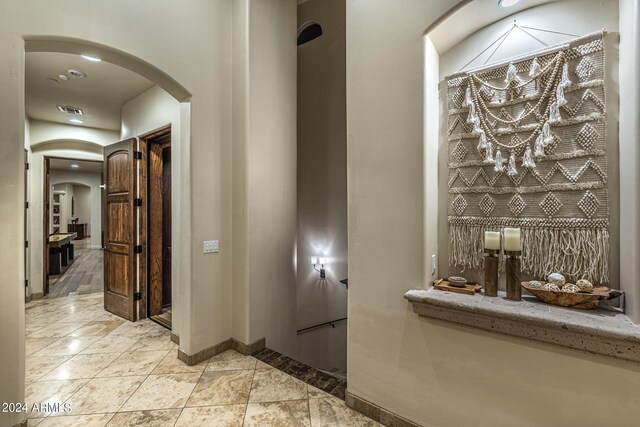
left=68, top=223, right=87, bottom=240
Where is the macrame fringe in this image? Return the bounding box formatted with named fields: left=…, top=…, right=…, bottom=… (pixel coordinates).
left=448, top=224, right=610, bottom=284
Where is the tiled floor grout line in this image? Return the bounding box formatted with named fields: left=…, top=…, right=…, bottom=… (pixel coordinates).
left=307, top=389, right=313, bottom=427
left=112, top=372, right=151, bottom=415
left=241, top=364, right=258, bottom=426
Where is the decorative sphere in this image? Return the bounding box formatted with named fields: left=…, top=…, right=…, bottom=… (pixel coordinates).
left=543, top=283, right=561, bottom=292
left=528, top=281, right=543, bottom=289
left=547, top=273, right=566, bottom=287
left=562, top=284, right=580, bottom=293
left=576, top=279, right=594, bottom=292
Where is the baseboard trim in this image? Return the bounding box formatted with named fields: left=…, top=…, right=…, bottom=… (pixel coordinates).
left=345, top=391, right=422, bottom=427
left=25, top=294, right=32, bottom=303
left=231, top=337, right=266, bottom=355
left=170, top=332, right=180, bottom=345
left=178, top=339, right=231, bottom=366
left=31, top=292, right=43, bottom=300
left=177, top=337, right=266, bottom=366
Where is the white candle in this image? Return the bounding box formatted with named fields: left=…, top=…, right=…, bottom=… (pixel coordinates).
left=484, top=231, right=501, bottom=250
left=504, top=228, right=521, bottom=252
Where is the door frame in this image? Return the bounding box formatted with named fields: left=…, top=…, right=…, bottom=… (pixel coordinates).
left=139, top=124, right=171, bottom=320
left=42, top=155, right=103, bottom=296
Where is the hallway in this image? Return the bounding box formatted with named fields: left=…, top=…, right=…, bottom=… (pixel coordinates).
left=46, top=239, right=103, bottom=299
left=24, top=293, right=377, bottom=426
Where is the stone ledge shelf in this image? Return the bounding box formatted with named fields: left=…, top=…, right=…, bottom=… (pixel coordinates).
left=405, top=288, right=640, bottom=364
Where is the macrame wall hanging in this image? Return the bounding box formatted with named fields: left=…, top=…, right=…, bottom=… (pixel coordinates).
left=446, top=30, right=610, bottom=284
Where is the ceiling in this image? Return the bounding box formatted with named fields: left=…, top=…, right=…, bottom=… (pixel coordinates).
left=26, top=52, right=155, bottom=131
left=50, top=158, right=103, bottom=173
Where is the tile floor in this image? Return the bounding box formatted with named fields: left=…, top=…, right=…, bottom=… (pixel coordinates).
left=25, top=293, right=378, bottom=426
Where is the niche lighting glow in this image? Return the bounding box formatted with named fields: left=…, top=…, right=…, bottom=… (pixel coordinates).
left=498, top=0, right=521, bottom=7
left=69, top=118, right=84, bottom=124
left=81, top=55, right=102, bottom=62
left=311, top=256, right=327, bottom=278
left=70, top=164, right=79, bottom=168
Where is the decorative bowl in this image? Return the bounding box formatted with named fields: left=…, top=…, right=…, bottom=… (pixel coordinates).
left=521, top=282, right=623, bottom=309
left=448, top=276, right=468, bottom=288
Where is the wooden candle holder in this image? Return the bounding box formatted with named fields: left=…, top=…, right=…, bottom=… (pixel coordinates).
left=505, top=250, right=521, bottom=301
left=484, top=249, right=499, bottom=297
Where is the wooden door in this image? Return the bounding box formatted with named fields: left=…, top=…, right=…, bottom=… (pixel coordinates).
left=103, top=138, right=141, bottom=321
left=43, top=157, right=50, bottom=295
left=162, top=147, right=172, bottom=308
left=148, top=133, right=171, bottom=318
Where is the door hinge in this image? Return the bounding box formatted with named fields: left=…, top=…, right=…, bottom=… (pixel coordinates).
left=25, top=162, right=29, bottom=170
left=25, top=240, right=28, bottom=248
left=133, top=151, right=143, bottom=160
left=25, top=201, right=29, bottom=209
left=25, top=279, right=28, bottom=288
left=134, top=198, right=143, bottom=207
left=134, top=245, right=143, bottom=254
left=134, top=292, right=142, bottom=301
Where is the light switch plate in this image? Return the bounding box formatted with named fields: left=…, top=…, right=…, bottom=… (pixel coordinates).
left=203, top=240, right=219, bottom=254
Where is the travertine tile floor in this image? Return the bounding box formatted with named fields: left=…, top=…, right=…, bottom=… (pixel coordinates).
left=25, top=293, right=378, bottom=426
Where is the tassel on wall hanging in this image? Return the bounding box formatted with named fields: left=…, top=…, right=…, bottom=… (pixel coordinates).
left=446, top=30, right=610, bottom=284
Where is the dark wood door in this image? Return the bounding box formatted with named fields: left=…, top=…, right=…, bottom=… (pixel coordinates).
left=162, top=147, right=172, bottom=308
left=103, top=138, right=139, bottom=321
left=43, top=157, right=50, bottom=295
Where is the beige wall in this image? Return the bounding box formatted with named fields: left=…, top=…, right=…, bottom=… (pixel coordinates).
left=121, top=84, right=186, bottom=340
left=73, top=184, right=92, bottom=234
left=346, top=0, right=640, bottom=426
left=242, top=0, right=298, bottom=356
left=49, top=170, right=103, bottom=249
left=296, top=0, right=348, bottom=374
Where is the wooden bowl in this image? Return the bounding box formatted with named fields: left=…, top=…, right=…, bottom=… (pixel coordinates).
left=521, top=282, right=623, bottom=310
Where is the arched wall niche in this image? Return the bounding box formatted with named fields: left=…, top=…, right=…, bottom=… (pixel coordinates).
left=25, top=36, right=192, bottom=350
left=24, top=36, right=192, bottom=102
left=422, top=0, right=640, bottom=323
left=31, top=139, right=104, bottom=156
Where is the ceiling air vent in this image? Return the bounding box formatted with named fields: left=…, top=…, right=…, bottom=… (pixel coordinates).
left=57, top=105, right=84, bottom=115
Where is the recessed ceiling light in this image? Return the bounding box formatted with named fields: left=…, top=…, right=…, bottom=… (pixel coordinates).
left=58, top=74, right=69, bottom=81
left=498, top=0, right=521, bottom=6
left=70, top=164, right=80, bottom=168
left=68, top=69, right=87, bottom=78
left=69, top=118, right=84, bottom=124
left=81, top=55, right=101, bottom=62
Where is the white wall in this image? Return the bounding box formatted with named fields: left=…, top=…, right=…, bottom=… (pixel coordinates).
left=120, top=84, right=184, bottom=340
left=245, top=0, right=298, bottom=356
left=231, top=0, right=298, bottom=357
left=50, top=171, right=102, bottom=248
left=347, top=0, right=640, bottom=426
left=73, top=184, right=92, bottom=235
left=296, top=0, right=348, bottom=375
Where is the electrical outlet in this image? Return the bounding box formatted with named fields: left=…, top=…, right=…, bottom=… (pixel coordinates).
left=431, top=254, right=436, bottom=275
left=203, top=240, right=219, bottom=254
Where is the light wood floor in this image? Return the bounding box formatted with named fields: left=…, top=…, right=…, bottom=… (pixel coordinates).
left=47, top=238, right=103, bottom=299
